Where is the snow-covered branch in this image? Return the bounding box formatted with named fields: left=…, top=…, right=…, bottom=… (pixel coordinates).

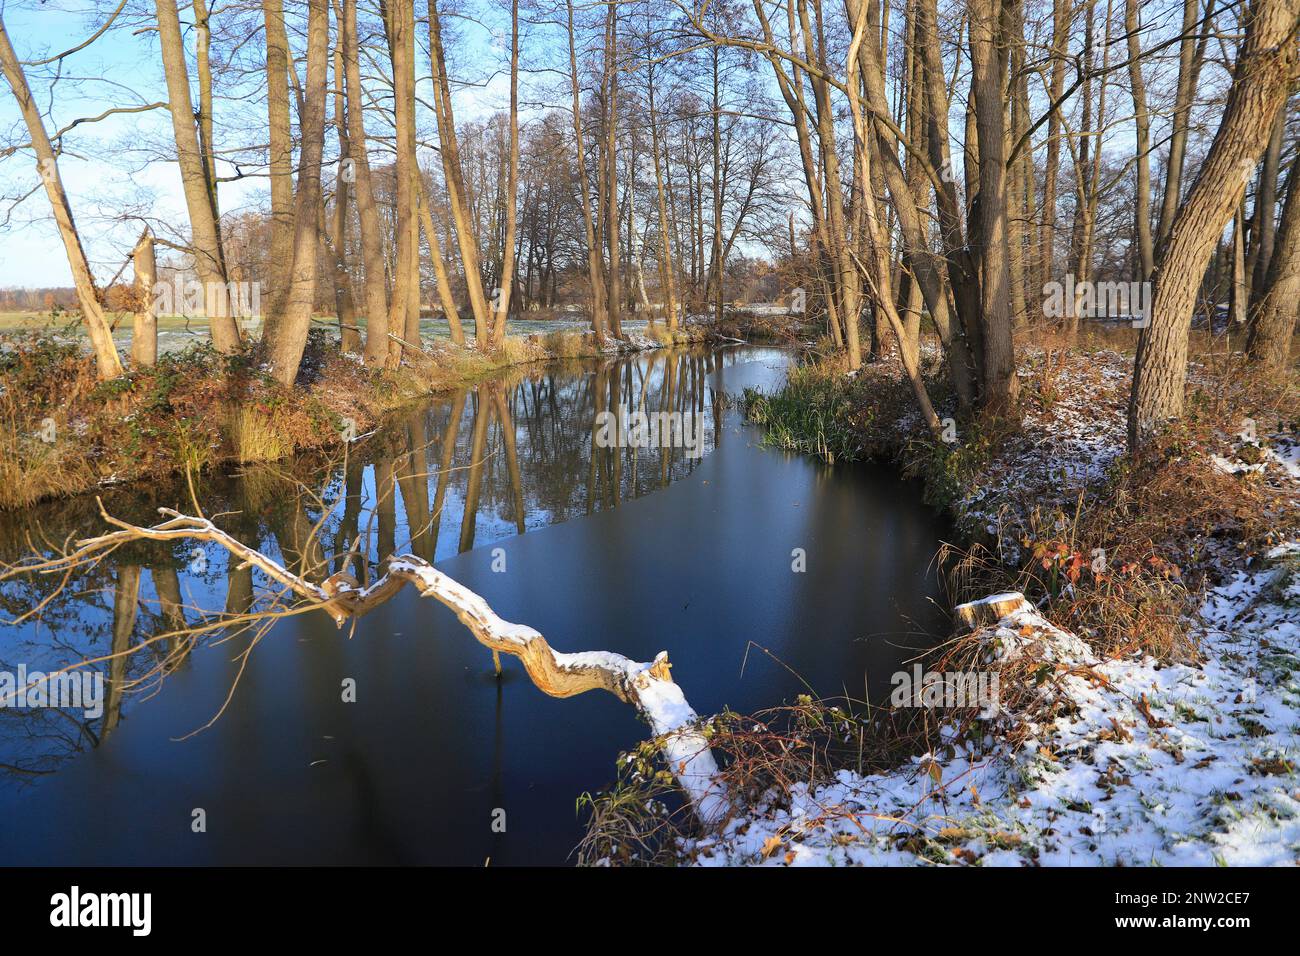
left=10, top=501, right=730, bottom=827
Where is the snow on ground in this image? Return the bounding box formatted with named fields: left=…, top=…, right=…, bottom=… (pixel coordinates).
left=685, top=349, right=1300, bottom=866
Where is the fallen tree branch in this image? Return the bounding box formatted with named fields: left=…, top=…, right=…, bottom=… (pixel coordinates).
left=12, top=500, right=730, bottom=827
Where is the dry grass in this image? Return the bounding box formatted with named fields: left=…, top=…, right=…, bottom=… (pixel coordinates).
left=223, top=404, right=296, bottom=463
left=0, top=325, right=671, bottom=512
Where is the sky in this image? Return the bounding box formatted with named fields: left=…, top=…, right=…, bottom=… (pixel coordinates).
left=0, top=0, right=510, bottom=289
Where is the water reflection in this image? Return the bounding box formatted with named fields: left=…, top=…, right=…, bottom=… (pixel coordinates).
left=0, top=346, right=740, bottom=789
left=0, top=346, right=952, bottom=864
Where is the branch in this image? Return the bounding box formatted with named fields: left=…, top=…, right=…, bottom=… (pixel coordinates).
left=9, top=501, right=730, bottom=827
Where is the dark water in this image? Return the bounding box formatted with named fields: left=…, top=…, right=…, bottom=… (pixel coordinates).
left=0, top=345, right=950, bottom=865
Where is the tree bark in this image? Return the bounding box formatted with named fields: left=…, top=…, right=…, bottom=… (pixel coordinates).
left=1247, top=149, right=1300, bottom=372
left=0, top=16, right=123, bottom=378
left=263, top=0, right=295, bottom=330
left=1126, top=0, right=1155, bottom=281
left=968, top=0, right=1019, bottom=411
left=154, top=0, right=241, bottom=353
left=341, top=0, right=390, bottom=366
left=565, top=0, right=609, bottom=342
left=1129, top=0, right=1300, bottom=451
left=262, top=0, right=329, bottom=385
left=131, top=229, right=158, bottom=367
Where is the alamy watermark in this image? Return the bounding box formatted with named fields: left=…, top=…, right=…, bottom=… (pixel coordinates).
left=594, top=404, right=705, bottom=458
left=890, top=664, right=1000, bottom=716
left=0, top=665, right=104, bottom=719
left=149, top=275, right=262, bottom=319
left=1042, top=274, right=1151, bottom=328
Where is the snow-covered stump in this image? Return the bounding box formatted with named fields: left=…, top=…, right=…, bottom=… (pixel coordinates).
left=954, top=592, right=1035, bottom=631
left=19, top=504, right=731, bottom=830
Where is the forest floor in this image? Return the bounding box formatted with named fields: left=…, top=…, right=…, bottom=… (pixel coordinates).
left=0, top=322, right=708, bottom=512
left=584, top=332, right=1300, bottom=866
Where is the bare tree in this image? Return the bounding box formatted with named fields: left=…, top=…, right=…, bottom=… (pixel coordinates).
left=0, top=15, right=122, bottom=379
left=1128, top=0, right=1300, bottom=451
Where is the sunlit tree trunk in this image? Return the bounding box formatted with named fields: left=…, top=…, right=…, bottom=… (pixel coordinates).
left=263, top=0, right=295, bottom=330
left=429, top=0, right=494, bottom=348
left=1247, top=150, right=1300, bottom=372
left=330, top=33, right=361, bottom=354
left=131, top=229, right=158, bottom=367
left=1125, top=0, right=1155, bottom=281
left=262, top=0, right=329, bottom=385
left=154, top=0, right=241, bottom=353
left=491, top=0, right=521, bottom=350
left=341, top=0, right=390, bottom=366
left=565, top=0, right=608, bottom=341
left=0, top=17, right=123, bottom=378
left=968, top=0, right=1018, bottom=410
left=602, top=2, right=624, bottom=338
left=1129, top=0, right=1300, bottom=451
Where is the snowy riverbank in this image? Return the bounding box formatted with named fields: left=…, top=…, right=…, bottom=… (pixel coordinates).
left=682, top=347, right=1300, bottom=866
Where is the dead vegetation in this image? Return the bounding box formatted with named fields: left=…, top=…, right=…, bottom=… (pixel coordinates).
left=0, top=325, right=706, bottom=511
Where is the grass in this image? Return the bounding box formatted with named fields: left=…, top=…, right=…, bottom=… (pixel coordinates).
left=759, top=334, right=1296, bottom=662
left=740, top=361, right=875, bottom=464
left=0, top=323, right=710, bottom=511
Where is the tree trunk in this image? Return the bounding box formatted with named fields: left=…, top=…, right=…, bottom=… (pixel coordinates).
left=262, top=0, right=329, bottom=385
left=341, top=0, right=391, bottom=366
left=1247, top=150, right=1300, bottom=372
left=1125, top=0, right=1155, bottom=281
left=565, top=0, right=608, bottom=342
left=1128, top=0, right=1300, bottom=451
left=429, top=0, right=493, bottom=348
left=132, top=229, right=158, bottom=367
left=330, top=32, right=361, bottom=354
left=490, top=0, right=520, bottom=350
left=263, top=0, right=295, bottom=330
left=603, top=2, right=623, bottom=338
left=0, top=16, right=123, bottom=378
left=968, top=0, right=1019, bottom=411
left=154, top=0, right=241, bottom=353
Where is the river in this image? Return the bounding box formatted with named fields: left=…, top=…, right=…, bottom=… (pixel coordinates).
left=0, top=344, right=950, bottom=864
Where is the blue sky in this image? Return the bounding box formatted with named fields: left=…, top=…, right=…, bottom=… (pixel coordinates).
left=0, top=0, right=511, bottom=289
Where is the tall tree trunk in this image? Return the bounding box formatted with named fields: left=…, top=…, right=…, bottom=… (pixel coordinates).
left=1128, top=0, right=1300, bottom=451
left=1247, top=150, right=1300, bottom=372
left=1125, top=0, right=1155, bottom=281
left=1157, top=0, right=1214, bottom=251
left=330, top=32, right=361, bottom=354
left=429, top=0, right=493, bottom=348
left=386, top=0, right=419, bottom=365
left=342, top=0, right=391, bottom=366
left=1040, top=0, right=1069, bottom=295
left=968, top=0, right=1019, bottom=410
left=565, top=0, right=608, bottom=342
left=603, top=2, right=623, bottom=338
left=491, top=0, right=520, bottom=350
left=0, top=16, right=123, bottom=378
left=154, top=0, right=241, bottom=353
left=263, top=0, right=329, bottom=385
left=846, top=0, right=940, bottom=433
left=1248, top=103, right=1288, bottom=303
left=647, top=58, right=678, bottom=332
left=263, top=0, right=295, bottom=330
left=919, top=0, right=984, bottom=384
left=853, top=0, right=975, bottom=408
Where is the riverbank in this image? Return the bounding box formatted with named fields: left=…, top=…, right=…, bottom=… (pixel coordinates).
left=581, top=333, right=1300, bottom=865
left=0, top=323, right=708, bottom=512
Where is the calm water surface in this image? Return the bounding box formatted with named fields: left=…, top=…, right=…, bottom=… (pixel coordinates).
left=0, top=344, right=950, bottom=864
